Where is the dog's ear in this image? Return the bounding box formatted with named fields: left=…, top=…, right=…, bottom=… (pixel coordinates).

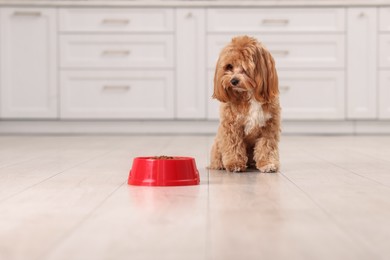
left=212, top=58, right=230, bottom=103
left=253, top=44, right=279, bottom=103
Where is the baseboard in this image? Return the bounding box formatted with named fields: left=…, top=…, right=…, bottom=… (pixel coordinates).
left=0, top=120, right=389, bottom=134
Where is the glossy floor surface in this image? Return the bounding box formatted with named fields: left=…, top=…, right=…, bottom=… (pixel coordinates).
left=0, top=135, right=390, bottom=260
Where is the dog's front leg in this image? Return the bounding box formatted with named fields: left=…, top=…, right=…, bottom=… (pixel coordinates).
left=254, top=120, right=280, bottom=173
left=220, top=123, right=248, bottom=172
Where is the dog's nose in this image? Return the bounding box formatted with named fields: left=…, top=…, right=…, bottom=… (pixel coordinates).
left=230, top=78, right=239, bottom=86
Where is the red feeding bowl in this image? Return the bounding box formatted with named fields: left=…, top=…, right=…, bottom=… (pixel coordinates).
left=128, top=156, right=200, bottom=186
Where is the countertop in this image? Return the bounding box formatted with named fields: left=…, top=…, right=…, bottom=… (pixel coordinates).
left=0, top=0, right=390, bottom=8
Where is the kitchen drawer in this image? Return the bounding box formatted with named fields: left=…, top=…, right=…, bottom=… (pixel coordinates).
left=379, top=35, right=390, bottom=68
left=207, top=34, right=345, bottom=69
left=60, top=35, right=174, bottom=69
left=380, top=8, right=390, bottom=32
left=207, top=70, right=345, bottom=120
left=60, top=71, right=174, bottom=119
left=207, top=8, right=345, bottom=33
left=379, top=71, right=390, bottom=119
left=59, top=8, right=174, bottom=32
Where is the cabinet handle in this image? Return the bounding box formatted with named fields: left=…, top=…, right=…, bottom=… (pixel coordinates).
left=262, top=19, right=289, bottom=25
left=359, top=12, right=366, bottom=18
left=186, top=12, right=193, bottom=18
left=271, top=50, right=290, bottom=56
left=13, top=11, right=42, bottom=17
left=279, top=86, right=290, bottom=92
left=102, top=50, right=131, bottom=56
left=103, top=85, right=131, bottom=91
left=102, top=19, right=130, bottom=25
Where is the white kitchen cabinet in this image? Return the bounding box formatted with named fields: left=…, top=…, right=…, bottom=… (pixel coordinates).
left=175, top=9, right=206, bottom=119
left=207, top=7, right=346, bottom=121
left=58, top=7, right=175, bottom=120
left=0, top=8, right=58, bottom=118
left=0, top=3, right=388, bottom=134
left=347, top=8, right=377, bottom=119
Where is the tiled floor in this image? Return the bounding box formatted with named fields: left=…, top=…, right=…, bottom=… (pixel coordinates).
left=1, top=135, right=390, bottom=260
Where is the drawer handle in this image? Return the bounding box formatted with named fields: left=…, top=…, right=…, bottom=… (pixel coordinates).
left=103, top=85, right=131, bottom=91
left=102, top=50, right=131, bottom=56
left=262, top=19, right=289, bottom=25
left=102, top=19, right=130, bottom=25
left=13, top=11, right=42, bottom=17
left=271, top=50, right=290, bottom=56
left=280, top=86, right=290, bottom=92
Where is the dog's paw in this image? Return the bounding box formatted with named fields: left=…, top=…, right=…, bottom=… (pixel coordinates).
left=257, top=163, right=278, bottom=173
left=208, top=164, right=225, bottom=170
left=225, top=163, right=247, bottom=172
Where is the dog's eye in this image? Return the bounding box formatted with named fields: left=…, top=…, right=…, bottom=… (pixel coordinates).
left=225, top=64, right=233, bottom=71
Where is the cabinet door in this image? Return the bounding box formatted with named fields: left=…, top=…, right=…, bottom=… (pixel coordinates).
left=0, top=8, right=57, bottom=118
left=347, top=8, right=377, bottom=119
left=176, top=9, right=206, bottom=119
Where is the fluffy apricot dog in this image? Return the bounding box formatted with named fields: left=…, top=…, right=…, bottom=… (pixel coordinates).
left=210, top=36, right=281, bottom=173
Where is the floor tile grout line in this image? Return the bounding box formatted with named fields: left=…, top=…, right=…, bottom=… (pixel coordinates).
left=299, top=147, right=390, bottom=189
left=279, top=170, right=381, bottom=259
left=301, top=136, right=390, bottom=165
left=323, top=161, right=390, bottom=189
left=279, top=170, right=333, bottom=218
left=0, top=142, right=126, bottom=204
left=0, top=137, right=114, bottom=171
left=206, top=137, right=212, bottom=260
left=205, top=167, right=211, bottom=260
left=0, top=150, right=62, bottom=171
left=36, top=181, right=126, bottom=260
left=348, top=146, right=390, bottom=164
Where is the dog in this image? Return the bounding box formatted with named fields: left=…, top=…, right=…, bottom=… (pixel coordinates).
left=209, top=35, right=281, bottom=173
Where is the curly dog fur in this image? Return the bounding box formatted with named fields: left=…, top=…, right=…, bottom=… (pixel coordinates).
left=210, top=35, right=281, bottom=173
